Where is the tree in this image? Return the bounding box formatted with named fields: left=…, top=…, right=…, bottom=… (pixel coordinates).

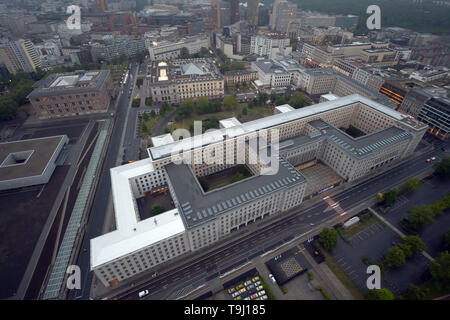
left=399, top=178, right=422, bottom=194
left=444, top=229, right=450, bottom=251
left=433, top=157, right=450, bottom=179
left=408, top=205, right=435, bottom=230
left=150, top=110, right=156, bottom=118
left=142, top=112, right=149, bottom=121
left=223, top=95, right=239, bottom=111
left=364, top=288, right=395, bottom=300
left=142, top=122, right=148, bottom=134
left=403, top=284, right=427, bottom=300
left=289, top=91, right=308, bottom=109
left=319, top=228, right=339, bottom=251
left=402, top=236, right=426, bottom=255
left=430, top=251, right=450, bottom=292
left=151, top=204, right=165, bottom=216
left=383, top=189, right=398, bottom=206
left=160, top=102, right=169, bottom=116
left=385, top=245, right=406, bottom=267
left=179, top=47, right=190, bottom=59
left=196, top=97, right=210, bottom=114
left=178, top=98, right=195, bottom=118
left=242, top=107, right=248, bottom=116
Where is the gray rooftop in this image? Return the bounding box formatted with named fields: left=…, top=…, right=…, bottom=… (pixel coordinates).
left=165, top=157, right=306, bottom=229
left=28, top=70, right=110, bottom=98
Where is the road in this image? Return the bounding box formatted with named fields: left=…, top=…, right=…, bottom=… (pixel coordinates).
left=112, top=139, right=449, bottom=300
left=68, top=61, right=138, bottom=300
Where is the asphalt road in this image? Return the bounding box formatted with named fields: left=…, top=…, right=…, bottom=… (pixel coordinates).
left=68, top=62, right=138, bottom=300
left=113, top=139, right=449, bottom=300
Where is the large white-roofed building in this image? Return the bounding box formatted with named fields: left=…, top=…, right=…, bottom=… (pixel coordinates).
left=91, top=94, right=427, bottom=287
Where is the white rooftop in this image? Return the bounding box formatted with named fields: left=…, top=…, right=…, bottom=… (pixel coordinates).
left=90, top=159, right=186, bottom=269
left=321, top=93, right=339, bottom=101
left=148, top=94, right=408, bottom=160
left=275, top=104, right=295, bottom=113
left=151, top=133, right=175, bottom=147
left=219, top=117, right=242, bottom=129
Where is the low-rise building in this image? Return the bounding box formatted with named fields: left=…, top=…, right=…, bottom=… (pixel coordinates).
left=223, top=70, right=257, bottom=87
left=145, top=35, right=209, bottom=62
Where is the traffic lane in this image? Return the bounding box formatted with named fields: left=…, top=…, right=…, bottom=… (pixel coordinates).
left=123, top=204, right=333, bottom=300
left=72, top=65, right=137, bottom=299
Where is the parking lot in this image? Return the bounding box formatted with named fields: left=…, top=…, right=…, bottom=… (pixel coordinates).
left=223, top=274, right=270, bottom=301
left=265, top=246, right=311, bottom=286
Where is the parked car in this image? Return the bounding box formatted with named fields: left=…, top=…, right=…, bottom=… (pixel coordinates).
left=254, top=281, right=261, bottom=286
left=252, top=276, right=260, bottom=282
left=260, top=295, right=268, bottom=300
left=138, top=290, right=149, bottom=298
left=241, top=291, right=249, bottom=299
left=258, top=290, right=266, bottom=297
left=236, top=284, right=244, bottom=290
left=431, top=156, right=436, bottom=161
left=234, top=296, right=242, bottom=300
left=231, top=292, right=239, bottom=298
left=251, top=293, right=258, bottom=299
left=257, top=285, right=263, bottom=291
left=238, top=288, right=246, bottom=294
left=246, top=284, right=255, bottom=290
left=244, top=280, right=252, bottom=286
left=269, top=274, right=277, bottom=284
left=228, top=288, right=236, bottom=294
left=244, top=297, right=251, bottom=300
left=426, top=158, right=432, bottom=163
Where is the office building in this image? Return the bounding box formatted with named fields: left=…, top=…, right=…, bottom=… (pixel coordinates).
left=90, top=94, right=427, bottom=286
left=145, top=35, right=209, bottom=62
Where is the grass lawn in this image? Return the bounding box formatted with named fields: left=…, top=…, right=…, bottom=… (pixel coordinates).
left=258, top=276, right=277, bottom=300
left=142, top=115, right=163, bottom=139
left=316, top=243, right=365, bottom=300
left=198, top=165, right=253, bottom=192
left=102, top=62, right=129, bottom=83
left=337, top=211, right=382, bottom=242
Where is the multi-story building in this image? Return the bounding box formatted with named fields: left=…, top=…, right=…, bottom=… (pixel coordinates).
left=417, top=97, right=450, bottom=140
left=409, top=66, right=449, bottom=83
left=145, top=35, right=209, bottom=62
left=399, top=86, right=448, bottom=118
left=250, top=34, right=291, bottom=58
left=295, top=68, right=337, bottom=95
left=251, top=59, right=292, bottom=88
left=91, top=37, right=147, bottom=61
left=359, top=48, right=398, bottom=67
left=0, top=39, right=41, bottom=74
left=90, top=94, right=427, bottom=287
left=27, top=70, right=114, bottom=119
left=270, top=0, right=297, bottom=33
left=147, top=58, right=224, bottom=105
left=247, top=0, right=259, bottom=26
left=223, top=70, right=257, bottom=87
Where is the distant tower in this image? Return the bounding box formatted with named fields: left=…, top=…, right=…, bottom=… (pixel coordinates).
left=211, top=0, right=221, bottom=30
left=228, top=0, right=240, bottom=24
left=247, top=0, right=259, bottom=26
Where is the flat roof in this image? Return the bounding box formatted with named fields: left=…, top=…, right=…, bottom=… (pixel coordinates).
left=149, top=94, right=408, bottom=160
left=165, top=157, right=305, bottom=229
left=0, top=135, right=67, bottom=181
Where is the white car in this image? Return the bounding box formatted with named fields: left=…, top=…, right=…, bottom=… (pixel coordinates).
left=138, top=290, right=149, bottom=298
left=269, top=274, right=277, bottom=284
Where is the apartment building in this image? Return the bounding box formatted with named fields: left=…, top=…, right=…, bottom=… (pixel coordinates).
left=417, top=97, right=450, bottom=140
left=147, top=58, right=224, bottom=105
left=28, top=70, right=114, bottom=119
left=0, top=39, right=41, bottom=74
left=90, top=94, right=427, bottom=287
left=250, top=34, right=291, bottom=57
left=251, top=59, right=292, bottom=88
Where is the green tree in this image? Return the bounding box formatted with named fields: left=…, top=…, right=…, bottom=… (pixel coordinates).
left=142, top=112, right=149, bottom=121
left=433, top=157, right=450, bottom=179
left=179, top=47, right=190, bottom=59
left=402, top=236, right=427, bottom=255
left=242, top=107, right=248, bottom=116
left=223, top=95, right=239, bottom=111
left=150, top=110, right=156, bottom=118
left=399, top=178, right=422, bottom=194
left=430, top=251, right=450, bottom=292
left=197, top=97, right=210, bottom=114
left=386, top=245, right=406, bottom=267
left=403, top=284, right=427, bottom=300
left=383, top=189, right=398, bottom=206
left=408, top=205, right=435, bottom=230
left=289, top=91, right=308, bottom=109
left=444, top=229, right=450, bottom=250
left=160, top=102, right=169, bottom=116
left=142, top=122, right=148, bottom=134
left=178, top=98, right=195, bottom=118
left=319, top=228, right=339, bottom=251
left=364, top=288, right=395, bottom=300
left=151, top=204, right=165, bottom=216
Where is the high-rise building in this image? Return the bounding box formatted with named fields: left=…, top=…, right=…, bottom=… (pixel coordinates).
left=219, top=0, right=231, bottom=28
left=247, top=0, right=259, bottom=26
left=0, top=39, right=41, bottom=74
left=270, top=0, right=296, bottom=32
left=210, top=0, right=221, bottom=30
left=228, top=0, right=240, bottom=25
